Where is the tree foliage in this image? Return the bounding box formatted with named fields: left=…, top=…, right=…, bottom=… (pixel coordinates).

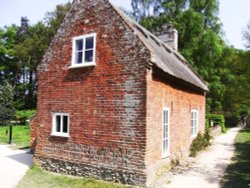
left=0, top=2, right=70, bottom=111
left=44, top=2, right=71, bottom=39
left=223, top=50, right=250, bottom=118
left=244, top=19, right=250, bottom=49
left=0, top=25, right=18, bottom=85
left=0, top=81, right=15, bottom=123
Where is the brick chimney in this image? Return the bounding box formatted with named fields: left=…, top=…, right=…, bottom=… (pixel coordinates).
left=155, top=25, right=178, bottom=51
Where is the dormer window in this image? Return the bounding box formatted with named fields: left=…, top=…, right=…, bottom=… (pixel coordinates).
left=70, top=33, right=96, bottom=68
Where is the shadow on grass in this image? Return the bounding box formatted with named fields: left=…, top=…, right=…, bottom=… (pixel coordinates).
left=221, top=127, right=250, bottom=188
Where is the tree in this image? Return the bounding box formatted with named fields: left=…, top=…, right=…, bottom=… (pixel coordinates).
left=189, top=0, right=221, bottom=31
left=223, top=49, right=250, bottom=118
left=132, top=0, right=154, bottom=19
left=14, top=2, right=71, bottom=109
left=244, top=19, right=250, bottom=49
left=132, top=0, right=187, bottom=22
left=0, top=2, right=71, bottom=110
left=0, top=81, right=15, bottom=124
left=0, top=25, right=19, bottom=86
left=44, top=2, right=71, bottom=41
left=14, top=21, right=49, bottom=109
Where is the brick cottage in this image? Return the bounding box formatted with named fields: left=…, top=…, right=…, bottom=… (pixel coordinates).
left=31, top=0, right=208, bottom=186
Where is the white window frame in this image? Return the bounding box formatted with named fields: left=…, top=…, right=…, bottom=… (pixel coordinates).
left=162, top=107, right=170, bottom=158
left=70, top=33, right=96, bottom=68
left=51, top=113, right=70, bottom=137
left=191, top=109, right=198, bottom=138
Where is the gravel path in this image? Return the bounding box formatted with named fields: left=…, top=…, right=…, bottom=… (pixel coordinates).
left=0, top=145, right=32, bottom=188
left=152, top=127, right=240, bottom=188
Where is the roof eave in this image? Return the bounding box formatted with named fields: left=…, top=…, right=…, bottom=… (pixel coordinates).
left=150, top=58, right=209, bottom=92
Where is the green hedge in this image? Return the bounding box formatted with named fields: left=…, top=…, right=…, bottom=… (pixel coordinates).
left=206, top=114, right=225, bottom=133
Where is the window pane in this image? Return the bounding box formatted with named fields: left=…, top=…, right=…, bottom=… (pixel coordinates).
left=163, top=125, right=166, bottom=139
left=85, top=50, right=93, bottom=63
left=63, top=116, right=68, bottom=133
left=76, top=39, right=83, bottom=51
left=163, top=140, right=166, bottom=153
left=164, top=125, right=168, bottom=139
left=164, top=111, right=166, bottom=124
left=166, top=124, right=168, bottom=138
left=86, top=37, right=94, bottom=49
left=166, top=139, right=168, bottom=151
left=56, top=115, right=61, bottom=132
left=166, top=111, right=168, bottom=124
left=76, top=51, right=83, bottom=64
left=164, top=125, right=166, bottom=138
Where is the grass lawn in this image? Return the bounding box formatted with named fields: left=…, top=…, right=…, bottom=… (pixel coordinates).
left=221, top=127, right=250, bottom=188
left=0, top=125, right=30, bottom=148
left=17, top=166, right=133, bottom=188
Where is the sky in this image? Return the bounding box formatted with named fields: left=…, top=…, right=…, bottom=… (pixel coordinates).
left=0, top=0, right=249, bottom=50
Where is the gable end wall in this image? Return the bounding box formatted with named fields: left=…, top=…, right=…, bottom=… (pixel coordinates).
left=31, top=0, right=151, bottom=186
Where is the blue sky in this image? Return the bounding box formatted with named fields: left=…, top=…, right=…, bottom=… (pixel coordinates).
left=0, top=0, right=249, bottom=49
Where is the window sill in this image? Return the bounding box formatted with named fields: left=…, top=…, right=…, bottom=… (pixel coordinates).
left=69, top=63, right=96, bottom=69
left=191, top=134, right=198, bottom=139
left=51, top=133, right=69, bottom=138
left=162, top=153, right=170, bottom=159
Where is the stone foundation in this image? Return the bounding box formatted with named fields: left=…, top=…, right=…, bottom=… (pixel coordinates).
left=34, top=155, right=147, bottom=186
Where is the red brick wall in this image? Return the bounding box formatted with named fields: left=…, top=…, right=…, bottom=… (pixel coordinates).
left=145, top=68, right=206, bottom=182
left=31, top=0, right=151, bottom=185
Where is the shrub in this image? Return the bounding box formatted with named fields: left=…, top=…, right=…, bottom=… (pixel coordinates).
left=204, top=128, right=212, bottom=146
left=15, top=110, right=36, bottom=125
left=189, top=129, right=212, bottom=157
left=205, top=119, right=213, bottom=143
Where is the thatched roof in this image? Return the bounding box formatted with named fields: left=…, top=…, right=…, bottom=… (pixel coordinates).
left=111, top=3, right=208, bottom=91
